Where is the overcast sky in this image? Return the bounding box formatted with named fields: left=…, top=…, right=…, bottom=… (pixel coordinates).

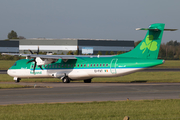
left=0, top=0, right=179, bottom=43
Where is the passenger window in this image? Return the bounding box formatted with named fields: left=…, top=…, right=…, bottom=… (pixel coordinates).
left=97, top=64, right=98, bottom=67
left=74, top=64, right=76, bottom=67
left=100, top=64, right=102, bottom=67
left=103, top=64, right=105, bottom=67
left=58, top=64, right=60, bottom=68
left=90, top=64, right=92, bottom=67
left=56, top=65, right=57, bottom=68
left=71, top=64, right=73, bottom=67
left=77, top=64, right=79, bottom=67
left=87, top=64, right=89, bottom=67
left=84, top=64, right=86, bottom=67
left=68, top=64, right=70, bottom=67
left=94, top=64, right=96, bottom=67
left=61, top=64, right=63, bottom=67
left=106, top=64, right=108, bottom=67
left=81, top=64, right=83, bottom=67
left=65, top=64, right=66, bottom=67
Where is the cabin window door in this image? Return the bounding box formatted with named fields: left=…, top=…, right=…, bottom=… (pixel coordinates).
left=110, top=58, right=118, bottom=74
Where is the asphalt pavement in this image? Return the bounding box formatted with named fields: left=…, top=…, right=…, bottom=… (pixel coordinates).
left=0, top=82, right=179, bottom=105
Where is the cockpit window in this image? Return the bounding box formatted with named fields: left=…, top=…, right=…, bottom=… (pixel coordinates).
left=13, top=62, right=17, bottom=66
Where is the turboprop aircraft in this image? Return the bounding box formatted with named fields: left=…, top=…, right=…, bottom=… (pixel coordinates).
left=2, top=23, right=177, bottom=83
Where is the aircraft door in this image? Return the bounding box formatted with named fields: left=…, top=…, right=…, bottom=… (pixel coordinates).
left=110, top=58, right=118, bottom=74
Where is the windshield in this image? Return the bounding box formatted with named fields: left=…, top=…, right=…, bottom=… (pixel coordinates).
left=13, top=62, right=17, bottom=66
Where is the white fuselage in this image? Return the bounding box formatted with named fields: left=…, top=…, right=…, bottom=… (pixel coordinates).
left=7, top=67, right=144, bottom=80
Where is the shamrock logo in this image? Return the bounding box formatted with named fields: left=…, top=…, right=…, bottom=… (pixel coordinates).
left=140, top=35, right=157, bottom=53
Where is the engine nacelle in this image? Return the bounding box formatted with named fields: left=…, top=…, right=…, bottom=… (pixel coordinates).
left=35, top=57, right=57, bottom=65
left=51, top=72, right=64, bottom=78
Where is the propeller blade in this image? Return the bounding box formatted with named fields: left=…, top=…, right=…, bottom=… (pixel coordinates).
left=39, top=65, right=43, bottom=70
left=33, top=62, right=37, bottom=73
left=28, top=49, right=33, bottom=54
left=26, top=58, right=35, bottom=64
left=37, top=46, right=39, bottom=55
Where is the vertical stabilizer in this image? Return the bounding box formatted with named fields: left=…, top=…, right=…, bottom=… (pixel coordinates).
left=116, top=23, right=165, bottom=59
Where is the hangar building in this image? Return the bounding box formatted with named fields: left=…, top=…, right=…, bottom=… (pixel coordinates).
left=0, top=41, right=19, bottom=53
left=1, top=38, right=134, bottom=55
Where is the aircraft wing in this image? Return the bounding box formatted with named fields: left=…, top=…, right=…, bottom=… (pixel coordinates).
left=1, top=53, right=114, bottom=60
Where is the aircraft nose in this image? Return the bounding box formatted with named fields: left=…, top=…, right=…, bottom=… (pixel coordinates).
left=7, top=69, right=13, bottom=76
left=7, top=69, right=10, bottom=75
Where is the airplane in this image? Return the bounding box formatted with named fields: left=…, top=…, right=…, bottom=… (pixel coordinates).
left=2, top=23, right=177, bottom=83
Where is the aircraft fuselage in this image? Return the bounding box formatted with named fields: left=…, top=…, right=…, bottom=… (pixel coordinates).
left=7, top=57, right=164, bottom=80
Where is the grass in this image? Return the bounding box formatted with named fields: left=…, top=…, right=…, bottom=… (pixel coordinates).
left=0, top=60, right=16, bottom=70
left=0, top=99, right=179, bottom=120
left=1, top=60, right=180, bottom=70
left=1, top=71, right=180, bottom=83
left=0, top=84, right=26, bottom=89
left=152, top=60, right=180, bottom=69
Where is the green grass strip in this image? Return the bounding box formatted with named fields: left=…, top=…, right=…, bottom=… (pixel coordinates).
left=0, top=99, right=179, bottom=120
left=0, top=84, right=26, bottom=89
left=0, top=60, right=16, bottom=70
left=152, top=60, right=180, bottom=69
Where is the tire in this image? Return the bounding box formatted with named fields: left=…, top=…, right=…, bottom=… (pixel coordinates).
left=62, top=77, right=70, bottom=83
left=15, top=79, right=20, bottom=83
left=84, top=79, right=92, bottom=83
left=15, top=78, right=21, bottom=83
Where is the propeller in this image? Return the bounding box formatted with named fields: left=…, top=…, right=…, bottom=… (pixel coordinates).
left=27, top=47, right=43, bottom=73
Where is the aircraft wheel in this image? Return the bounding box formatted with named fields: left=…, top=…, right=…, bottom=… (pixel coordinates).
left=62, top=77, right=70, bottom=83
left=15, top=78, right=21, bottom=83
left=84, top=79, right=92, bottom=83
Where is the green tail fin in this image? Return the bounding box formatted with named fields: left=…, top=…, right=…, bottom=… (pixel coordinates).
left=116, top=23, right=165, bottom=59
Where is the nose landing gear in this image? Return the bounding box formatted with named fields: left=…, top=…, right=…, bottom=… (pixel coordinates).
left=13, top=77, right=21, bottom=83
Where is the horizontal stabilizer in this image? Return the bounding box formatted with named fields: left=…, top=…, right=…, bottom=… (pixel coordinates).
left=136, top=28, right=159, bottom=31
left=164, top=29, right=178, bottom=31
left=136, top=28, right=178, bottom=31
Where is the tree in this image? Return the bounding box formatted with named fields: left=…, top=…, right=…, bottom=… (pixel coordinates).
left=158, top=46, right=166, bottom=58
left=117, top=51, right=124, bottom=55
left=134, top=40, right=142, bottom=47
left=8, top=30, right=18, bottom=39
left=105, top=51, right=109, bottom=55
left=67, top=51, right=74, bottom=55
left=166, top=40, right=174, bottom=46
left=18, top=36, right=26, bottom=39
left=74, top=50, right=79, bottom=55
left=97, top=51, right=102, bottom=55
left=173, top=40, right=179, bottom=46
left=110, top=51, right=115, bottom=55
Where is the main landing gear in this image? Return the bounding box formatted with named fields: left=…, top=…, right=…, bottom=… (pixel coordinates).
left=84, top=79, right=92, bottom=83
left=62, top=77, right=92, bottom=83
left=62, top=76, right=70, bottom=83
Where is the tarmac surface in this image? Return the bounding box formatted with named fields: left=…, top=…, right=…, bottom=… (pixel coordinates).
left=0, top=82, right=180, bottom=105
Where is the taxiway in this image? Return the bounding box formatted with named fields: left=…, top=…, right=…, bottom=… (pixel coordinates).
left=0, top=82, right=179, bottom=105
